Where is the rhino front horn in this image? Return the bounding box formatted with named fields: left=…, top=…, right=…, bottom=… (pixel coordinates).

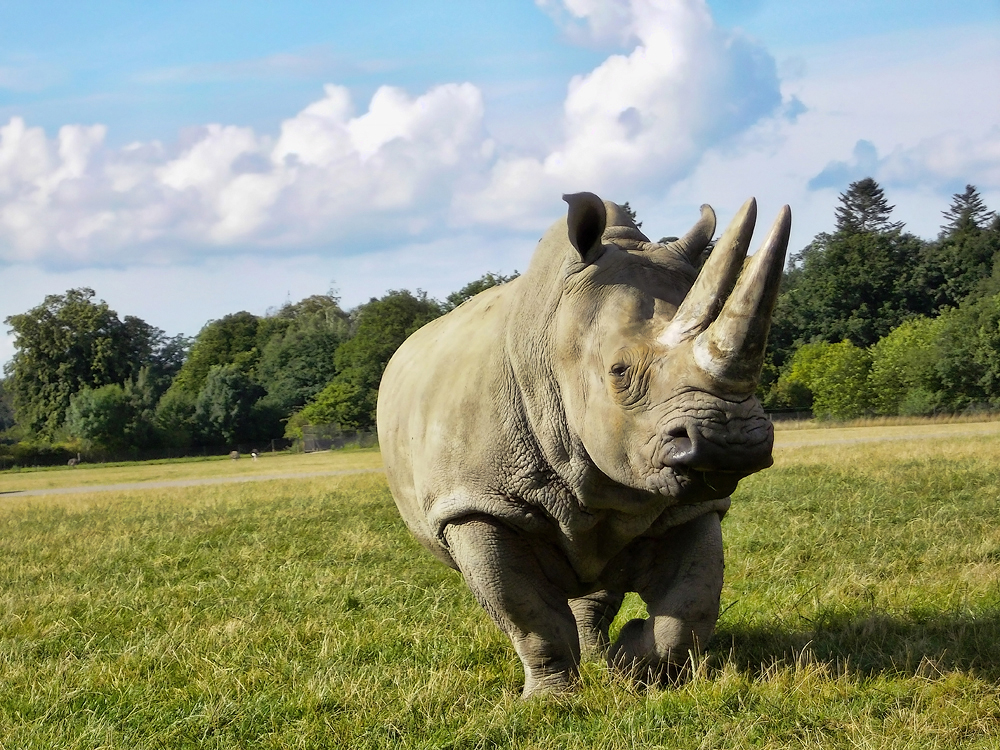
left=660, top=198, right=757, bottom=347
left=692, top=204, right=791, bottom=393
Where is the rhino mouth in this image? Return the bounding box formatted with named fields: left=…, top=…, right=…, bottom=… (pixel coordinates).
left=647, top=466, right=748, bottom=503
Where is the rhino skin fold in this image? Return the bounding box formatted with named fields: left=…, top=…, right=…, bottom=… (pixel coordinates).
left=377, top=192, right=791, bottom=698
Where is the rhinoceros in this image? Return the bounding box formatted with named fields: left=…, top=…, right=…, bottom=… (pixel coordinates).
left=377, top=192, right=790, bottom=697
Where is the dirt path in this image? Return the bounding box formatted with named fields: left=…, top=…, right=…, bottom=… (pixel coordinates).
left=0, top=468, right=385, bottom=498
left=774, top=422, right=1000, bottom=449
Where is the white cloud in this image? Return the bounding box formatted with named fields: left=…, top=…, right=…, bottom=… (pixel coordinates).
left=645, top=20, right=1000, bottom=252
left=457, top=0, right=783, bottom=224
left=0, top=82, right=490, bottom=264
left=810, top=129, right=1000, bottom=197
left=0, top=0, right=786, bottom=266
left=880, top=129, right=1000, bottom=192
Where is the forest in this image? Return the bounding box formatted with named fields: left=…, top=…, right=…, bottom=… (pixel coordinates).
left=2, top=180, right=998, bottom=464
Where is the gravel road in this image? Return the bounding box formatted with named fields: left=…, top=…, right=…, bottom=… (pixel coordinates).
left=0, top=468, right=385, bottom=498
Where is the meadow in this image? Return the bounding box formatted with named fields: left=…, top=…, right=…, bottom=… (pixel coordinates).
left=2, top=424, right=1000, bottom=748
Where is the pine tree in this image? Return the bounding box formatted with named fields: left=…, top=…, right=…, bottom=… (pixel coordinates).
left=834, top=177, right=903, bottom=235
left=940, top=184, right=995, bottom=236
left=621, top=201, right=642, bottom=228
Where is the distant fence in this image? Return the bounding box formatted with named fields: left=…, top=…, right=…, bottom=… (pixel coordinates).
left=301, top=425, right=378, bottom=453
left=766, top=408, right=814, bottom=422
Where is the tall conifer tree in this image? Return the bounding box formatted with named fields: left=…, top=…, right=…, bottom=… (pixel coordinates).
left=834, top=177, right=904, bottom=234
left=940, top=184, right=995, bottom=236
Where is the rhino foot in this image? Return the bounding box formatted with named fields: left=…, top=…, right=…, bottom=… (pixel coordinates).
left=608, top=618, right=697, bottom=687
left=606, top=511, right=724, bottom=688
left=443, top=516, right=583, bottom=699
left=521, top=661, right=579, bottom=699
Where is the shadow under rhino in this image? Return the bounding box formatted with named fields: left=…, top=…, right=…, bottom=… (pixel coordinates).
left=714, top=607, right=1000, bottom=681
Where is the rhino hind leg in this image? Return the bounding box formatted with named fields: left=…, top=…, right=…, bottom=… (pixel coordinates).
left=443, top=516, right=581, bottom=698
left=608, top=511, right=724, bottom=687
left=570, top=590, right=624, bottom=657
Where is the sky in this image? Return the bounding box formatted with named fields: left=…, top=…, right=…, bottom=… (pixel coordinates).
left=2, top=0, right=999, bottom=366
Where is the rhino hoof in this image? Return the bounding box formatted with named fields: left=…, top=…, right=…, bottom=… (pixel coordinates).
left=521, top=669, right=579, bottom=699
left=608, top=618, right=692, bottom=689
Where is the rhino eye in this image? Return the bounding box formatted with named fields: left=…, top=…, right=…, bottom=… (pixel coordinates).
left=610, top=363, right=629, bottom=379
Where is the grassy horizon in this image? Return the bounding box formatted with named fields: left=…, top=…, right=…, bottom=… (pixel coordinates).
left=1, top=430, right=999, bottom=747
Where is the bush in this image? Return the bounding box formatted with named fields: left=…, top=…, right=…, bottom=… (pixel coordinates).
left=776, top=341, right=873, bottom=420
left=867, top=317, right=940, bottom=415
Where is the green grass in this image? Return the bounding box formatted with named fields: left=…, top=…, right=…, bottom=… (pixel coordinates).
left=2, top=432, right=1000, bottom=748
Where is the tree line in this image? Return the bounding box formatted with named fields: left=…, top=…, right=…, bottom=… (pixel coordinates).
left=764, top=180, right=1000, bottom=418
left=0, top=274, right=516, bottom=463
left=2, top=180, right=999, bottom=463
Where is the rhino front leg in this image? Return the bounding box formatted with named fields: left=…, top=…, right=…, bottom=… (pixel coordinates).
left=608, top=511, right=724, bottom=686
left=443, top=516, right=581, bottom=698
left=570, top=590, right=624, bottom=657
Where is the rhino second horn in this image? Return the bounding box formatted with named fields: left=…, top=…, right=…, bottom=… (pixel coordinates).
left=663, top=203, right=717, bottom=263
left=660, top=198, right=756, bottom=347
left=693, top=205, right=792, bottom=393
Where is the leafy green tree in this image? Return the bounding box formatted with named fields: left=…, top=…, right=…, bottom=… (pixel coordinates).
left=3, top=288, right=168, bottom=437
left=921, top=185, right=1000, bottom=308
left=767, top=179, right=932, bottom=367
left=769, top=342, right=828, bottom=409
left=170, top=312, right=261, bottom=395
left=155, top=387, right=198, bottom=451
left=961, top=293, right=1000, bottom=405
left=65, top=367, right=163, bottom=452
left=940, top=184, right=996, bottom=235
left=334, top=290, right=442, bottom=384
left=442, top=272, right=519, bottom=312
left=867, top=317, right=941, bottom=415
left=292, top=374, right=372, bottom=434
left=621, top=201, right=642, bottom=228
left=774, top=230, right=929, bottom=350
left=194, top=364, right=269, bottom=445
left=147, top=333, right=190, bottom=396
left=293, top=290, right=442, bottom=432
left=775, top=341, right=873, bottom=420
left=255, top=295, right=350, bottom=413
left=0, top=379, right=15, bottom=434
left=65, top=384, right=134, bottom=452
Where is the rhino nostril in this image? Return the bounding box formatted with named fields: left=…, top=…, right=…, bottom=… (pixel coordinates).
left=660, top=428, right=695, bottom=466
left=667, top=424, right=688, bottom=439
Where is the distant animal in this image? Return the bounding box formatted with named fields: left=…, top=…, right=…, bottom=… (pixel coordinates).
left=67, top=457, right=79, bottom=467
left=251, top=451, right=258, bottom=461
left=378, top=192, right=790, bottom=697
left=229, top=451, right=240, bottom=460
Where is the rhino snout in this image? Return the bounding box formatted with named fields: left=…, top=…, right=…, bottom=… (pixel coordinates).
left=644, top=414, right=772, bottom=502
left=648, top=392, right=774, bottom=481
left=656, top=419, right=773, bottom=474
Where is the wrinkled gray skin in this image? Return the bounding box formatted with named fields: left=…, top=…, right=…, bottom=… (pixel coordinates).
left=377, top=192, right=790, bottom=697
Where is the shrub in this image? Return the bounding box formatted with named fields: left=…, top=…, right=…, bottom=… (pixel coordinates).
left=777, top=341, right=873, bottom=420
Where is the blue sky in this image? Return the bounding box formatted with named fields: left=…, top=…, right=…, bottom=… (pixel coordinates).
left=2, top=0, right=999, bottom=364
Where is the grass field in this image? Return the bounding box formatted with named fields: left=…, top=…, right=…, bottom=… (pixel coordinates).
left=0, top=448, right=384, bottom=494
left=2, top=424, right=1000, bottom=748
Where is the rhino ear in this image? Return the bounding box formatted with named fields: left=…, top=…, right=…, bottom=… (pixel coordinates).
left=563, top=192, right=607, bottom=264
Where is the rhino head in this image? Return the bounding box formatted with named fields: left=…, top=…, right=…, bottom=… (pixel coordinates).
left=550, top=192, right=790, bottom=506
